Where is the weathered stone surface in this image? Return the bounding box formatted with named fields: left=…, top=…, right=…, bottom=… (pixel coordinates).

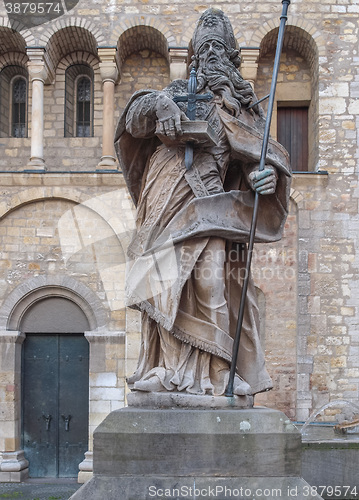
left=93, top=407, right=301, bottom=477
left=70, top=407, right=323, bottom=500
left=302, top=441, right=359, bottom=497
left=127, top=391, right=253, bottom=409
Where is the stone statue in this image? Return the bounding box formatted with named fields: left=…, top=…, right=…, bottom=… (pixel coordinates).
left=114, top=8, right=291, bottom=399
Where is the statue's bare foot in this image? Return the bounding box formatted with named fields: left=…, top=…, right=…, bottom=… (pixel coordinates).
left=133, top=375, right=166, bottom=392
left=233, top=376, right=252, bottom=396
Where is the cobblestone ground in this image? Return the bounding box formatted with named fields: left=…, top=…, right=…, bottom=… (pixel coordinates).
left=0, top=479, right=81, bottom=500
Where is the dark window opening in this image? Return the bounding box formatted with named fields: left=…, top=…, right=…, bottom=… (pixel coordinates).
left=65, top=64, right=93, bottom=138
left=76, top=76, right=91, bottom=137
left=12, top=77, right=27, bottom=138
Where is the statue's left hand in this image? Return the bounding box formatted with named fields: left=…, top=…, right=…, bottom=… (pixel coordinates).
left=248, top=166, right=278, bottom=195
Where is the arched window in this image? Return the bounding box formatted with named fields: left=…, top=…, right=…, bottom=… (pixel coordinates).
left=0, top=65, right=28, bottom=138
left=11, top=76, right=27, bottom=138
left=76, top=76, right=91, bottom=137
left=65, top=64, right=94, bottom=137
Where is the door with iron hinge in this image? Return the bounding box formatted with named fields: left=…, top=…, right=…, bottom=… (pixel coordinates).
left=22, top=334, right=89, bottom=477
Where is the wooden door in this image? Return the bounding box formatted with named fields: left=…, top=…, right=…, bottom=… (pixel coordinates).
left=277, top=106, right=309, bottom=171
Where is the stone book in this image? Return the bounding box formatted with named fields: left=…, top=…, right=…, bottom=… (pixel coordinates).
left=155, top=120, right=220, bottom=147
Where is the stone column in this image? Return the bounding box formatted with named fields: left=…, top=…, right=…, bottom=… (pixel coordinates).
left=78, top=329, right=126, bottom=483
left=0, top=331, right=28, bottom=482
left=97, top=48, right=119, bottom=170
left=169, top=48, right=188, bottom=81
left=240, top=48, right=260, bottom=88
left=26, top=49, right=51, bottom=171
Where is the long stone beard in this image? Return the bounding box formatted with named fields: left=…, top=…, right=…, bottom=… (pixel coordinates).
left=197, top=58, right=256, bottom=117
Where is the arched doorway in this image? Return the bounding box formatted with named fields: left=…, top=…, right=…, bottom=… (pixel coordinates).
left=21, top=297, right=90, bottom=478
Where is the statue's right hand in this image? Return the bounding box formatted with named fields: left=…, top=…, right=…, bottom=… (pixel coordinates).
left=155, top=94, right=187, bottom=138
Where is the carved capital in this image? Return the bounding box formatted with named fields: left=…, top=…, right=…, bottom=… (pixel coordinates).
left=169, top=48, right=188, bottom=81
left=98, top=47, right=119, bottom=83
left=240, top=48, right=260, bottom=86
left=26, top=48, right=52, bottom=83
left=99, top=62, right=119, bottom=83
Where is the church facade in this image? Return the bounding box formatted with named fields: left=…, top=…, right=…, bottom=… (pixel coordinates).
left=0, top=0, right=358, bottom=482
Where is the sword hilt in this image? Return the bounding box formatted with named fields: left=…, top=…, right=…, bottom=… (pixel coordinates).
left=171, top=69, right=212, bottom=171
left=172, top=69, right=212, bottom=121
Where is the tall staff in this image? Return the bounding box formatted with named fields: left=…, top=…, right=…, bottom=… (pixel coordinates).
left=225, top=0, right=291, bottom=397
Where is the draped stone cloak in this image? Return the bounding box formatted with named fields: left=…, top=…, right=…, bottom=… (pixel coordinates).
left=114, top=80, right=291, bottom=395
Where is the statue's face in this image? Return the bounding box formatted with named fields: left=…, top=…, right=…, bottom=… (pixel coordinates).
left=197, top=39, right=227, bottom=68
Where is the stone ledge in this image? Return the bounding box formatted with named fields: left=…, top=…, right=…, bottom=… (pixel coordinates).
left=292, top=171, right=329, bottom=192
left=0, top=172, right=126, bottom=186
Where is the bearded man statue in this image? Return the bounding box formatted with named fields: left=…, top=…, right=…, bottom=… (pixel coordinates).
left=115, top=8, right=291, bottom=399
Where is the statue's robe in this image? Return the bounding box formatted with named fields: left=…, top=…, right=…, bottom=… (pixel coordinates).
left=115, top=80, right=291, bottom=395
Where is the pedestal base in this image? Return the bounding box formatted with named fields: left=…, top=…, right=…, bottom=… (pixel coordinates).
left=0, top=450, right=29, bottom=483
left=25, top=157, right=46, bottom=172
left=96, top=155, right=118, bottom=171
left=71, top=476, right=322, bottom=500
left=78, top=450, right=93, bottom=483
left=127, top=390, right=253, bottom=408
left=70, top=407, right=323, bottom=500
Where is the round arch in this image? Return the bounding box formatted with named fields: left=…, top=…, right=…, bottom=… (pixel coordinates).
left=0, top=26, right=28, bottom=56
left=110, top=16, right=175, bottom=50
left=0, top=52, right=29, bottom=72
left=38, top=19, right=104, bottom=47
left=20, top=296, right=90, bottom=333
left=42, top=26, right=100, bottom=74
left=116, top=25, right=170, bottom=66
left=0, top=188, right=86, bottom=219
left=0, top=21, right=34, bottom=47
left=248, top=15, right=325, bottom=57
left=0, top=275, right=108, bottom=331
left=0, top=186, right=135, bottom=248
left=57, top=51, right=100, bottom=73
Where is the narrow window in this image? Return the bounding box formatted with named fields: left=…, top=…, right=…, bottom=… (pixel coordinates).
left=277, top=106, right=309, bottom=172
left=11, top=77, right=27, bottom=138
left=76, top=76, right=91, bottom=137
left=65, top=64, right=94, bottom=138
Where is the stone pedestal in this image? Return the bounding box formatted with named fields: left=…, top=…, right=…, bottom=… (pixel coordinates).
left=70, top=406, right=323, bottom=500
left=0, top=451, right=29, bottom=482
left=77, top=451, right=93, bottom=484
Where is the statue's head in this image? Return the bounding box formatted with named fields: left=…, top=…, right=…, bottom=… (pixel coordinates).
left=190, top=8, right=259, bottom=118
left=191, top=9, right=240, bottom=69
